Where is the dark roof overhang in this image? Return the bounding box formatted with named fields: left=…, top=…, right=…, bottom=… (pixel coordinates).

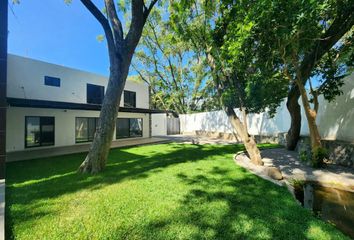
left=7, top=97, right=173, bottom=114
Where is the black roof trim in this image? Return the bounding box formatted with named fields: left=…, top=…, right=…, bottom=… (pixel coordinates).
left=7, top=98, right=172, bottom=114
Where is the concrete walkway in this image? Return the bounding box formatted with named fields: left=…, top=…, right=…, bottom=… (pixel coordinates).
left=236, top=148, right=354, bottom=191
left=160, top=134, right=237, bottom=145
left=6, top=134, right=237, bottom=162
left=7, top=137, right=170, bottom=162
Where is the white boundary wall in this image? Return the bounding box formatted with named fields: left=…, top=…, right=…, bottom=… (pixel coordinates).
left=181, top=75, right=354, bottom=143
left=151, top=113, right=167, bottom=136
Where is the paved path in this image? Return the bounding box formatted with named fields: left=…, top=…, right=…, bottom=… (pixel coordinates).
left=7, top=137, right=170, bottom=162
left=160, top=134, right=237, bottom=145
left=239, top=148, right=354, bottom=191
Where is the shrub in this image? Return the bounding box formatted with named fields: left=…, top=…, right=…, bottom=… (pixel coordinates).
left=311, top=147, right=328, bottom=168
left=299, top=150, right=308, bottom=163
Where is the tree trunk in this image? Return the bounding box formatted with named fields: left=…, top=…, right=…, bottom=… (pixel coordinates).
left=79, top=59, right=130, bottom=173
left=286, top=86, right=301, bottom=150
left=284, top=11, right=354, bottom=151
left=78, top=0, right=157, bottom=173
left=225, top=106, right=263, bottom=166
left=296, top=80, right=322, bottom=150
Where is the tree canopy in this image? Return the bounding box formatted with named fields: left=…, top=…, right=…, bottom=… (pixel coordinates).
left=132, top=4, right=217, bottom=113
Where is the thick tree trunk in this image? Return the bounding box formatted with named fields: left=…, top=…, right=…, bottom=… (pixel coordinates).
left=79, top=60, right=130, bottom=173
left=296, top=80, right=322, bottom=150
left=225, top=106, right=263, bottom=166
left=286, top=86, right=301, bottom=150
left=284, top=12, right=354, bottom=150
left=78, top=0, right=157, bottom=173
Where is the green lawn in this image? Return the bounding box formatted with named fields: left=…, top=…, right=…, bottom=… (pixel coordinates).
left=6, top=143, right=348, bottom=240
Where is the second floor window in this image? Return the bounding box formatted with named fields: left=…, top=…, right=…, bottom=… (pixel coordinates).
left=44, top=76, right=61, bottom=87
left=124, top=90, right=136, bottom=108
left=87, top=84, right=104, bottom=104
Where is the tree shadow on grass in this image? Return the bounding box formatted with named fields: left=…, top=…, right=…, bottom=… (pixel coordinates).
left=6, top=143, right=347, bottom=239
left=133, top=167, right=347, bottom=240
left=5, top=143, right=243, bottom=238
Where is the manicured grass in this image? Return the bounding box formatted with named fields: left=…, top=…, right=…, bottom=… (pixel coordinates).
left=6, top=143, right=348, bottom=240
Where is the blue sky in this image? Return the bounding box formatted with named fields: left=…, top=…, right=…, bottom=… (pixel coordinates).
left=8, top=0, right=112, bottom=76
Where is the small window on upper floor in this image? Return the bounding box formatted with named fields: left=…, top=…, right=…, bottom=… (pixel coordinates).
left=44, top=76, right=61, bottom=87
left=124, top=90, right=136, bottom=108
left=87, top=84, right=104, bottom=104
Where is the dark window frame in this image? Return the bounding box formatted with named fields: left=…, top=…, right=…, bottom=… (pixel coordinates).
left=75, top=117, right=99, bottom=143
left=116, top=118, right=143, bottom=139
left=44, top=76, right=61, bottom=87
left=124, top=90, right=136, bottom=108
left=87, top=84, right=105, bottom=104
left=25, top=116, right=55, bottom=148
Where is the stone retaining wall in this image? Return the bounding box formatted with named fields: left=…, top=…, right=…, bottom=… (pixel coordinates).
left=184, top=130, right=354, bottom=169
left=296, top=137, right=354, bottom=168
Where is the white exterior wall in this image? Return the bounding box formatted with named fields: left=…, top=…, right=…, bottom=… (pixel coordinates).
left=6, top=54, right=152, bottom=152
left=151, top=113, right=167, bottom=136
left=181, top=74, right=354, bottom=143
left=7, top=54, right=149, bottom=108
left=6, top=107, right=150, bottom=152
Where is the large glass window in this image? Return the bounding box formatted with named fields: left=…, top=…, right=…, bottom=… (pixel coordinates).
left=75, top=117, right=99, bottom=143
left=116, top=118, right=130, bottom=139
left=129, top=118, right=143, bottom=137
left=87, top=84, right=104, bottom=104
left=25, top=116, right=54, bottom=148
left=124, top=90, right=136, bottom=108
left=116, top=118, right=142, bottom=139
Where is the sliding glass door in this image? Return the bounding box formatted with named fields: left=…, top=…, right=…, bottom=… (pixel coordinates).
left=75, top=117, right=99, bottom=143
left=25, top=116, right=54, bottom=148
left=116, top=118, right=143, bottom=139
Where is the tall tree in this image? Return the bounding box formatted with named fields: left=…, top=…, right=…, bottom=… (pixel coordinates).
left=78, top=0, right=158, bottom=173
left=132, top=6, right=216, bottom=113
left=229, top=0, right=354, bottom=165
left=284, top=1, right=354, bottom=151
left=171, top=0, right=288, bottom=165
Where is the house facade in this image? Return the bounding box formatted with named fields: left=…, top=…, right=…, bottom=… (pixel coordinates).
left=6, top=54, right=166, bottom=153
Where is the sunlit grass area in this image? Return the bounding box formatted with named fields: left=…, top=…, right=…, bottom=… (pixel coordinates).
left=6, top=143, right=348, bottom=239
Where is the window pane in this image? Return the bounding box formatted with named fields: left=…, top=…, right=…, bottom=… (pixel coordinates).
left=130, top=118, right=142, bottom=137
left=44, top=76, right=61, bottom=87
left=116, top=118, right=130, bottom=139
left=124, top=91, right=136, bottom=108
left=87, top=84, right=104, bottom=104
left=40, top=117, right=55, bottom=146
left=76, top=118, right=88, bottom=142
left=26, top=117, right=40, bottom=147
left=88, top=118, right=97, bottom=141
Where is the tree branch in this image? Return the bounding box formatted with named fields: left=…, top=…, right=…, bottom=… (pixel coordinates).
left=287, top=6, right=354, bottom=105
left=298, top=8, right=354, bottom=83
left=144, top=0, right=158, bottom=19
left=80, top=0, right=116, bottom=64
left=104, top=0, right=124, bottom=42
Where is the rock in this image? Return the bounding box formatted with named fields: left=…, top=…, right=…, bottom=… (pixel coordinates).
left=265, top=167, right=283, bottom=180
left=262, top=158, right=274, bottom=167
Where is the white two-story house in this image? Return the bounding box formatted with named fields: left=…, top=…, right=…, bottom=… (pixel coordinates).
left=6, top=54, right=167, bottom=153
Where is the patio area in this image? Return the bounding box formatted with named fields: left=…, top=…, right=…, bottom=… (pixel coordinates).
left=7, top=137, right=170, bottom=162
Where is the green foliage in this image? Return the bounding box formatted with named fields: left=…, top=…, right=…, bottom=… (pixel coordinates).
left=170, top=0, right=289, bottom=117
left=313, top=31, right=354, bottom=102
left=225, top=0, right=354, bottom=107
left=6, top=143, right=348, bottom=239
left=312, top=147, right=329, bottom=168
left=299, top=150, right=309, bottom=163
left=289, top=178, right=305, bottom=191
left=133, top=4, right=217, bottom=113
left=96, top=34, right=105, bottom=42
